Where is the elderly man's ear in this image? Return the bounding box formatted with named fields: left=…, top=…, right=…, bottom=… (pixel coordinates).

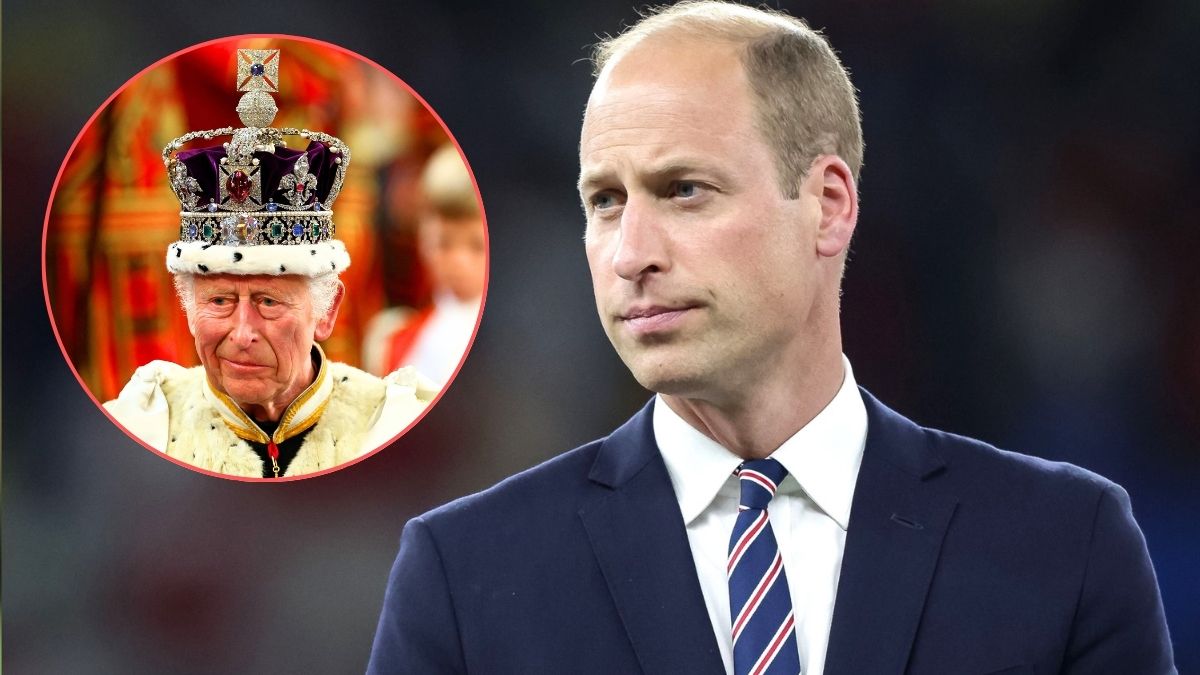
left=808, top=154, right=858, bottom=260
left=315, top=281, right=346, bottom=342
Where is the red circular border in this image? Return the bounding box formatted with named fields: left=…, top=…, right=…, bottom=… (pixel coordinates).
left=40, top=33, right=490, bottom=483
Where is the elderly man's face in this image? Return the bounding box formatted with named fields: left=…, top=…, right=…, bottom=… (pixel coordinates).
left=190, top=274, right=339, bottom=418
left=580, top=37, right=835, bottom=402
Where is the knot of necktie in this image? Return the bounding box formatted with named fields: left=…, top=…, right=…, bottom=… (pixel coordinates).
left=736, top=458, right=788, bottom=511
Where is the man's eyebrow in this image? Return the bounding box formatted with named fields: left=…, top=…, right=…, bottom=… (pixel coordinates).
left=645, top=159, right=716, bottom=179
left=578, top=159, right=727, bottom=194
left=251, top=288, right=292, bottom=300
left=577, top=170, right=610, bottom=195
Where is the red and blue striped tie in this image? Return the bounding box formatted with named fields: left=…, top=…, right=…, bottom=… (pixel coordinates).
left=728, top=458, right=802, bottom=675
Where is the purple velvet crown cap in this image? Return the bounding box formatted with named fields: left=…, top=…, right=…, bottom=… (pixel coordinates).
left=175, top=140, right=340, bottom=210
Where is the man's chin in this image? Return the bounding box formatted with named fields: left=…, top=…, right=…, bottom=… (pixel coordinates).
left=624, top=359, right=709, bottom=398
left=213, top=377, right=275, bottom=408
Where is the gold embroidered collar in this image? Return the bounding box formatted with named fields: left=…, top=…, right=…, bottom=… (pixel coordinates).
left=203, top=344, right=332, bottom=445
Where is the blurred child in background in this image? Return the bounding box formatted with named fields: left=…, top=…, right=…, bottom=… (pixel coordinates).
left=363, top=145, right=485, bottom=385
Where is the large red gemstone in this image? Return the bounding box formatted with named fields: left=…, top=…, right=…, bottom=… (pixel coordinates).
left=227, top=170, right=251, bottom=203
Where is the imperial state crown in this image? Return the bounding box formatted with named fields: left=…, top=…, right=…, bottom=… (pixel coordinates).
left=162, top=48, right=352, bottom=277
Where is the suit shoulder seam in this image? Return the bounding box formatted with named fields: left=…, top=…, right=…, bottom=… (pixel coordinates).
left=1062, top=482, right=1114, bottom=664
left=410, top=515, right=470, bottom=669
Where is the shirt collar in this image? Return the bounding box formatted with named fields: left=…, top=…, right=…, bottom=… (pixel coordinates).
left=204, top=344, right=333, bottom=444
left=654, top=355, right=867, bottom=531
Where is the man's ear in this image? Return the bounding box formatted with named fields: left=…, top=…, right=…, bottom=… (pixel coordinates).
left=314, top=281, right=346, bottom=342
left=811, top=155, right=858, bottom=259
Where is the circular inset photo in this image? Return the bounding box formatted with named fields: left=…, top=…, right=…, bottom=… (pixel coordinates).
left=43, top=35, right=488, bottom=481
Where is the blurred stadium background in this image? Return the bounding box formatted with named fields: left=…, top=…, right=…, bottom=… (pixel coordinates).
left=5, top=0, right=1198, bottom=672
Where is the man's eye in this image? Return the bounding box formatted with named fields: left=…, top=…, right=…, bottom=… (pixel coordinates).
left=671, top=181, right=701, bottom=199
left=260, top=297, right=278, bottom=307
left=210, top=297, right=229, bottom=306
left=590, top=191, right=621, bottom=211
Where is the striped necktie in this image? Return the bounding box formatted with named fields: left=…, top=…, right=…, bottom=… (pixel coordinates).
left=728, top=458, right=801, bottom=675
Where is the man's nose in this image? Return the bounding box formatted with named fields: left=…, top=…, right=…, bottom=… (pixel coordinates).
left=228, top=299, right=259, bottom=348
left=611, top=197, right=669, bottom=281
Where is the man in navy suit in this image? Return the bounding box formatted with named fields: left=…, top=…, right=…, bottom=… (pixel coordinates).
left=369, top=2, right=1175, bottom=673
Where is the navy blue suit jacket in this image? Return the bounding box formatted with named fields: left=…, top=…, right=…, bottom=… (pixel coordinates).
left=369, top=390, right=1175, bottom=674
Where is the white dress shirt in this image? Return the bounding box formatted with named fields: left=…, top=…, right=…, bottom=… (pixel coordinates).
left=654, top=356, right=867, bottom=675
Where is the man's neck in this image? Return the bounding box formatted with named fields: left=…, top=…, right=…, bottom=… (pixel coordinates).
left=243, top=394, right=301, bottom=424
left=660, top=350, right=846, bottom=460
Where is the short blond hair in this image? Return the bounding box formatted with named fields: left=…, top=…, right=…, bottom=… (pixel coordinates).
left=592, top=1, right=863, bottom=196
left=421, top=144, right=479, bottom=220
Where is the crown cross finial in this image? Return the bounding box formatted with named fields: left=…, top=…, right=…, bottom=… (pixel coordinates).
left=237, top=49, right=279, bottom=92
left=236, top=49, right=279, bottom=128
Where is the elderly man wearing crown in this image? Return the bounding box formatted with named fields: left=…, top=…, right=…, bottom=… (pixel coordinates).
left=104, top=50, right=436, bottom=479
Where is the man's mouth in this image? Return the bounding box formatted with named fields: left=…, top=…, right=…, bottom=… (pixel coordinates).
left=618, top=304, right=698, bottom=335
left=221, top=357, right=269, bottom=372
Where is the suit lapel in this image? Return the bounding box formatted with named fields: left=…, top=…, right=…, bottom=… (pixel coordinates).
left=579, top=400, right=726, bottom=675
left=824, top=389, right=958, bottom=675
